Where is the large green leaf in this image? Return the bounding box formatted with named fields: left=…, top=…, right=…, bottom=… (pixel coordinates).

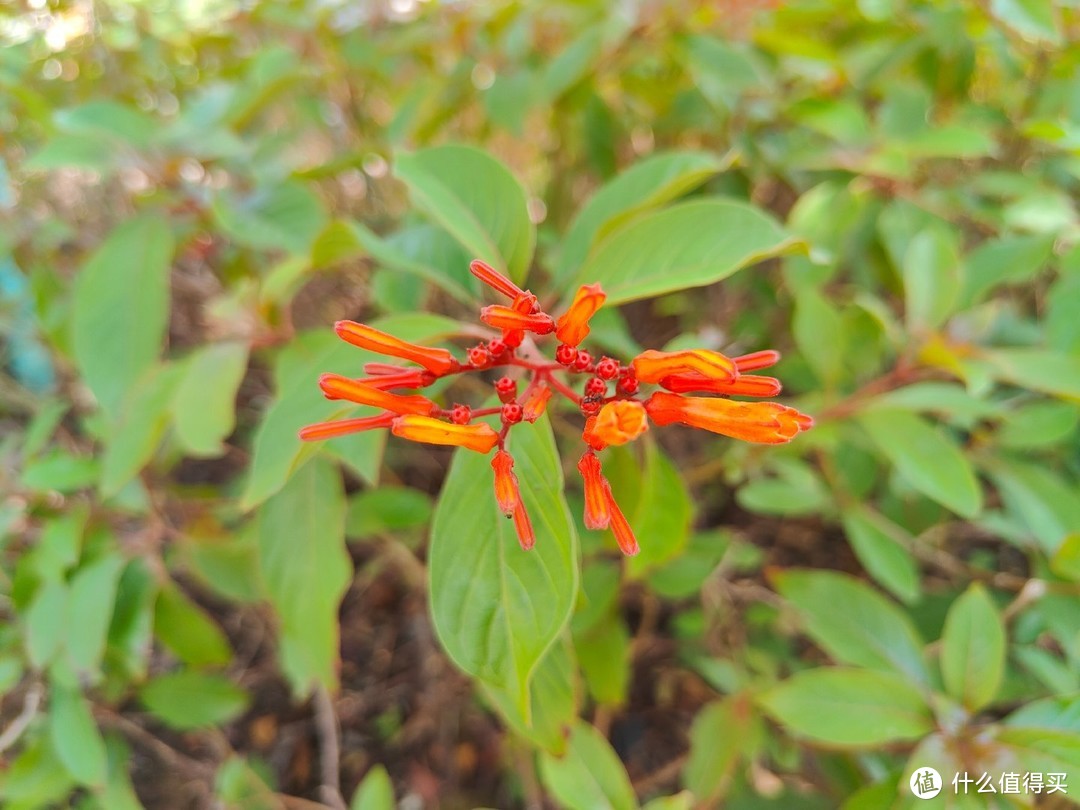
left=903, top=226, right=962, bottom=332
left=983, top=348, right=1080, bottom=401
left=240, top=314, right=459, bottom=509
left=49, top=686, right=108, bottom=787
left=773, top=569, right=928, bottom=683
left=626, top=441, right=693, bottom=577
left=940, top=583, right=1005, bottom=712
left=985, top=456, right=1080, bottom=552
left=256, top=456, right=351, bottom=695
left=429, top=414, right=578, bottom=716
left=556, top=150, right=730, bottom=284
left=349, top=765, right=395, bottom=810
left=684, top=696, right=760, bottom=803
left=840, top=506, right=920, bottom=604
left=394, top=145, right=534, bottom=283
left=65, top=552, right=125, bottom=681
left=572, top=199, right=804, bottom=305
left=538, top=721, right=638, bottom=810
left=171, top=341, right=249, bottom=458
left=758, top=667, right=933, bottom=747
left=71, top=215, right=175, bottom=413
left=140, top=671, right=250, bottom=730
left=211, top=180, right=327, bottom=255
left=858, top=408, right=983, bottom=518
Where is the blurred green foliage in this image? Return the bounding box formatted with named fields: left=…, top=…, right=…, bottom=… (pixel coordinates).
left=2, top=0, right=1080, bottom=808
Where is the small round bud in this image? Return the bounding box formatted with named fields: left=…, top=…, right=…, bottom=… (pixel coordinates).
left=468, top=344, right=491, bottom=367
left=487, top=338, right=507, bottom=357
left=495, top=376, right=518, bottom=403
left=555, top=344, right=578, bottom=366
left=572, top=350, right=593, bottom=372
left=584, top=377, right=607, bottom=397
left=617, top=373, right=639, bottom=395
left=501, top=402, right=523, bottom=425
left=450, top=404, right=472, bottom=425
left=580, top=396, right=602, bottom=415
left=595, top=357, right=619, bottom=380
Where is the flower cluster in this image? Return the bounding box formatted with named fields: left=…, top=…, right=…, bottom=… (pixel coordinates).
left=300, top=261, right=813, bottom=555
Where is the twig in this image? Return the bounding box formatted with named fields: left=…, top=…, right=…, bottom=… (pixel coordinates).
left=313, top=685, right=347, bottom=810
left=631, top=753, right=688, bottom=794
left=94, top=706, right=213, bottom=777
left=0, top=683, right=43, bottom=753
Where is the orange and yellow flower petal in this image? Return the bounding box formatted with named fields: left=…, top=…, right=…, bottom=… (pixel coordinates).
left=644, top=391, right=813, bottom=444
left=470, top=259, right=526, bottom=301
left=391, top=415, right=500, bottom=453
left=298, top=413, right=395, bottom=441
left=480, top=305, right=555, bottom=335
left=577, top=453, right=611, bottom=530
left=319, top=373, right=438, bottom=415
left=512, top=500, right=535, bottom=551
left=335, top=320, right=459, bottom=376
left=606, top=491, right=638, bottom=556
left=660, top=372, right=782, bottom=397
left=555, top=283, right=606, bottom=347
left=491, top=450, right=521, bottom=517
left=631, top=349, right=738, bottom=384
left=734, top=350, right=781, bottom=372
left=582, top=400, right=649, bottom=448
left=522, top=384, right=553, bottom=423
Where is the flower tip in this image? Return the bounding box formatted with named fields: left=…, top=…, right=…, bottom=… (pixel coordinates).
left=512, top=501, right=535, bottom=551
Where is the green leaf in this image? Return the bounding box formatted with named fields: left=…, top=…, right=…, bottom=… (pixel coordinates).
left=54, top=100, right=155, bottom=149
left=990, top=0, right=1061, bottom=43
left=940, top=583, right=1006, bottom=712
left=996, top=400, right=1078, bottom=449
left=99, top=363, right=184, bottom=498
left=647, top=530, right=730, bottom=599
left=71, top=215, right=175, bottom=413
left=737, top=475, right=829, bottom=517
left=556, top=151, right=730, bottom=284
left=25, top=135, right=117, bottom=172
left=575, top=616, right=631, bottom=707
left=758, top=667, right=933, bottom=747
left=211, top=181, right=327, bottom=255
left=171, top=341, right=249, bottom=457
left=642, top=794, right=692, bottom=810
left=350, top=765, right=395, bottom=810
left=792, top=287, right=845, bottom=385
left=394, top=145, right=534, bottom=283
left=0, top=736, right=75, bottom=806
left=153, top=583, right=233, bottom=667
left=773, top=569, right=928, bottom=683
left=539, top=721, right=638, bottom=810
left=959, top=234, right=1054, bottom=308
left=484, top=638, right=579, bottom=756
left=20, top=450, right=99, bottom=493
left=983, top=348, right=1080, bottom=401
left=685, top=696, right=760, bottom=803
left=1051, top=534, right=1080, bottom=583
left=903, top=227, right=962, bottom=332
left=257, top=456, right=351, bottom=695
left=346, top=487, right=433, bottom=538
left=24, top=579, right=68, bottom=669
left=49, top=686, right=108, bottom=787
left=858, top=408, right=982, bottom=517
left=106, top=559, right=157, bottom=682
left=140, top=671, right=250, bottom=730
left=65, top=552, right=125, bottom=680
left=429, top=415, right=578, bottom=717
left=626, top=441, right=693, bottom=576
left=841, top=506, right=921, bottom=604
left=241, top=314, right=459, bottom=509
left=986, top=457, right=1080, bottom=552
left=572, top=199, right=804, bottom=306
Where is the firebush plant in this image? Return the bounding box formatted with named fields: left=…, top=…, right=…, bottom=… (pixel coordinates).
left=3, top=1, right=1080, bottom=809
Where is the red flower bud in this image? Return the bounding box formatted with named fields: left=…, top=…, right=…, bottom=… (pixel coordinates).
left=555, top=344, right=578, bottom=366
left=491, top=449, right=520, bottom=517
left=595, top=357, right=619, bottom=380
left=617, top=372, right=639, bottom=395
left=585, top=377, right=607, bottom=397
left=522, top=385, right=553, bottom=422
left=487, top=338, right=508, bottom=357
left=468, top=344, right=492, bottom=368
left=572, top=350, right=593, bottom=372
left=450, top=404, right=472, bottom=425
left=336, top=321, right=459, bottom=376
left=501, top=402, right=523, bottom=425
left=495, top=376, right=518, bottom=403
left=480, top=305, right=555, bottom=335
left=470, top=259, right=525, bottom=301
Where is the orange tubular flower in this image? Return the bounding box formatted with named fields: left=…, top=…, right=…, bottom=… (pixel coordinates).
left=511, top=501, right=535, bottom=551
left=632, top=349, right=738, bottom=384
left=480, top=305, right=555, bottom=335
left=391, top=415, right=500, bottom=453
left=660, top=372, right=782, bottom=397
left=491, top=450, right=521, bottom=517
left=645, top=392, right=814, bottom=444
left=355, top=369, right=433, bottom=391
left=319, top=374, right=438, bottom=415
left=522, top=384, right=553, bottom=423
left=735, top=350, right=781, bottom=372
left=335, top=321, right=459, bottom=376
left=582, top=400, right=649, bottom=449
left=607, top=495, right=639, bottom=556
left=298, top=413, right=396, bottom=441
left=470, top=259, right=526, bottom=301
left=555, top=283, right=606, bottom=347
left=577, top=453, right=611, bottom=530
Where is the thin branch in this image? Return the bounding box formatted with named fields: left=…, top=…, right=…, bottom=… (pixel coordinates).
left=313, top=686, right=347, bottom=810
left=0, top=684, right=43, bottom=753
